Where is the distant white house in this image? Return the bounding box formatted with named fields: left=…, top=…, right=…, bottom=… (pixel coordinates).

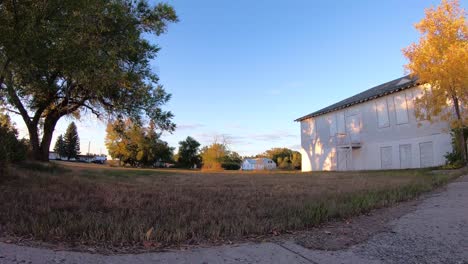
left=241, top=158, right=277, bottom=170
left=49, top=151, right=61, bottom=160
left=296, top=75, right=453, bottom=171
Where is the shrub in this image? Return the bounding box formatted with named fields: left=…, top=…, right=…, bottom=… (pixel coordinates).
left=0, top=115, right=28, bottom=166
left=221, top=162, right=240, bottom=170
left=444, top=128, right=468, bottom=168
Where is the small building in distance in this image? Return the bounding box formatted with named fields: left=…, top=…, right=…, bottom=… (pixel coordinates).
left=48, top=151, right=61, bottom=160
left=241, top=158, right=277, bottom=171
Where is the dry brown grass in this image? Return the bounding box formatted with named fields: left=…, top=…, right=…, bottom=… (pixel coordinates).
left=0, top=161, right=463, bottom=249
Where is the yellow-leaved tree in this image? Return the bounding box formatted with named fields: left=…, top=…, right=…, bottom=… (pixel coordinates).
left=403, top=0, right=468, bottom=161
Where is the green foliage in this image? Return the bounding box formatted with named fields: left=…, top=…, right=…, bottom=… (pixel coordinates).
left=444, top=127, right=468, bottom=168
left=63, top=122, right=80, bottom=160
left=177, top=137, right=201, bottom=168
left=0, top=113, right=27, bottom=165
left=221, top=162, right=241, bottom=170
left=259, top=148, right=301, bottom=170
left=279, top=157, right=291, bottom=169
left=53, top=135, right=67, bottom=158
left=221, top=151, right=242, bottom=170
left=18, top=162, right=68, bottom=174
left=0, top=0, right=178, bottom=160
left=106, top=118, right=173, bottom=167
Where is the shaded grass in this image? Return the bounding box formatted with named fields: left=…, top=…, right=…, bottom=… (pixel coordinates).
left=0, top=162, right=464, bottom=249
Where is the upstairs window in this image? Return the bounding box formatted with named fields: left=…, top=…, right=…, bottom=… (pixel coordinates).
left=337, top=112, right=345, bottom=134
left=394, top=94, right=409, bottom=124
left=329, top=114, right=337, bottom=137
left=376, top=99, right=390, bottom=128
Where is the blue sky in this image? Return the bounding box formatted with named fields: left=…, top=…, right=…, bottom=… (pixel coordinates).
left=12, top=0, right=467, bottom=156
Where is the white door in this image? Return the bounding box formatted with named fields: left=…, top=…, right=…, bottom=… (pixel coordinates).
left=346, top=114, right=361, bottom=144
left=337, top=149, right=349, bottom=171
left=419, top=142, right=434, bottom=167
left=380, top=146, right=393, bottom=169
left=399, top=144, right=412, bottom=168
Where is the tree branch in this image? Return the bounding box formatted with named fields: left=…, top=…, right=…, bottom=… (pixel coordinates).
left=2, top=107, right=21, bottom=115
left=6, top=75, right=32, bottom=127
left=82, top=103, right=102, bottom=118
left=32, top=104, right=48, bottom=126
left=0, top=58, right=10, bottom=88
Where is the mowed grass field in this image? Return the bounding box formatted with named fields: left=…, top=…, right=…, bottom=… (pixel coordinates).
left=0, top=161, right=464, bottom=249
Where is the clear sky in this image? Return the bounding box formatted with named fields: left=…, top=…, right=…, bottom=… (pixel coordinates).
left=12, top=0, right=467, bottom=157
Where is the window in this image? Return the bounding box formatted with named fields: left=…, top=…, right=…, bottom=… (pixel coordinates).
left=380, top=146, right=393, bottom=169
left=419, top=142, right=434, bottom=167
left=413, top=88, right=428, bottom=121
left=337, top=112, right=345, bottom=134
left=399, top=144, right=412, bottom=168
left=394, top=94, right=409, bottom=124
left=376, top=99, right=390, bottom=128
left=329, top=114, right=337, bottom=138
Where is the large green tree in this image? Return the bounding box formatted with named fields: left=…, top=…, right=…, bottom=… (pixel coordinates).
left=0, top=0, right=178, bottom=161
left=145, top=121, right=174, bottom=165
left=177, top=137, right=201, bottom=168
left=64, top=122, right=80, bottom=160
left=105, top=118, right=173, bottom=167
left=53, top=134, right=66, bottom=158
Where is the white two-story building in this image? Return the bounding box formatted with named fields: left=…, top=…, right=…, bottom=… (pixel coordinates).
left=296, top=75, right=452, bottom=171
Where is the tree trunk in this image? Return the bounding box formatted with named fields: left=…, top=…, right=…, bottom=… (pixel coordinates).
left=26, top=114, right=60, bottom=162
left=457, top=129, right=467, bottom=162
left=37, top=115, right=60, bottom=162
left=27, top=125, right=44, bottom=161
left=453, top=96, right=467, bottom=163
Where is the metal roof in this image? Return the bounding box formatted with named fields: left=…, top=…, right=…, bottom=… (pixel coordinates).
left=295, top=75, right=419, bottom=121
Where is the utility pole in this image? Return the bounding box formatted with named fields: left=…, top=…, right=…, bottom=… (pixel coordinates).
left=88, top=141, right=91, bottom=155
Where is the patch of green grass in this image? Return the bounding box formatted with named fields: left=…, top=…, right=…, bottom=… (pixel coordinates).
left=17, top=161, right=69, bottom=174
left=79, top=168, right=151, bottom=179
left=0, top=163, right=465, bottom=249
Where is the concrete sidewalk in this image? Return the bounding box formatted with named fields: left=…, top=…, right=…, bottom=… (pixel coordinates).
left=1, top=176, right=467, bottom=264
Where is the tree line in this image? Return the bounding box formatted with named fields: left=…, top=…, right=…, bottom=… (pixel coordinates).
left=105, top=120, right=302, bottom=170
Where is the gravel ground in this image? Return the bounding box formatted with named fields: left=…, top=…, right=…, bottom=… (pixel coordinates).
left=1, top=175, right=467, bottom=264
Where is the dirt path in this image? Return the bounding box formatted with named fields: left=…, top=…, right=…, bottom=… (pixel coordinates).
left=1, top=175, right=467, bottom=264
